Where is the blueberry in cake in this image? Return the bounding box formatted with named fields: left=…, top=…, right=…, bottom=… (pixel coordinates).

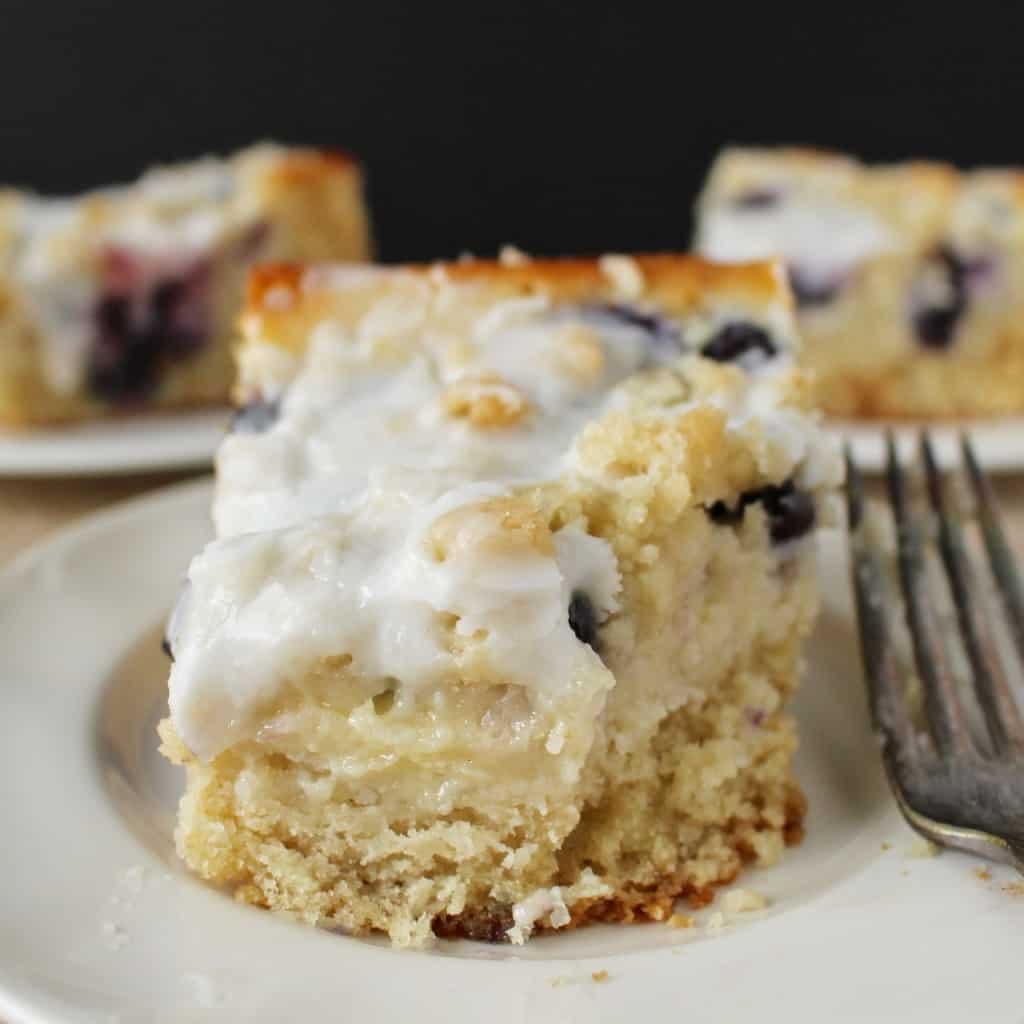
left=0, top=144, right=371, bottom=424
left=695, top=147, right=1024, bottom=418
left=158, top=253, right=842, bottom=947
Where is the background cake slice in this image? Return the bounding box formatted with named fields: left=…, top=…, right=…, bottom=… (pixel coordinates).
left=0, top=143, right=371, bottom=425
left=160, top=253, right=842, bottom=947
left=695, top=146, right=1024, bottom=419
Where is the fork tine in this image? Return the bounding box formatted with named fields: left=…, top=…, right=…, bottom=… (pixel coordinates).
left=845, top=444, right=917, bottom=756
left=921, top=433, right=1024, bottom=756
left=961, top=434, right=1024, bottom=671
left=886, top=433, right=971, bottom=755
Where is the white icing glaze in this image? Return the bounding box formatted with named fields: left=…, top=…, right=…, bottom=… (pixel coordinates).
left=169, top=501, right=619, bottom=759
left=170, top=291, right=839, bottom=759
left=212, top=309, right=664, bottom=537
left=698, top=197, right=893, bottom=290
left=708, top=372, right=844, bottom=493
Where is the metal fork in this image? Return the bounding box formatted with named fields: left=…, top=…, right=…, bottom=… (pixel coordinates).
left=846, top=432, right=1024, bottom=872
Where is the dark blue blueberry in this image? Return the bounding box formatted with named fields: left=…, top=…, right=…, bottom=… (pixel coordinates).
left=706, top=479, right=816, bottom=545
left=568, top=591, right=599, bottom=649
left=915, top=307, right=960, bottom=348
left=88, top=261, right=210, bottom=403
left=732, top=189, right=781, bottom=210
left=596, top=304, right=662, bottom=333
left=230, top=397, right=281, bottom=434
left=788, top=268, right=841, bottom=308
left=760, top=482, right=816, bottom=544
left=88, top=319, right=162, bottom=402
left=912, top=247, right=968, bottom=349
left=583, top=303, right=682, bottom=352
left=707, top=499, right=744, bottom=526
left=151, top=280, right=182, bottom=319
left=150, top=281, right=204, bottom=358
left=90, top=295, right=159, bottom=400
left=97, top=295, right=130, bottom=335
left=700, top=322, right=777, bottom=364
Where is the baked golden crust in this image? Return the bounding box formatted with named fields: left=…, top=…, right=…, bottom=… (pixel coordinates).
left=247, top=253, right=789, bottom=311
left=431, top=781, right=805, bottom=941
left=239, top=254, right=793, bottom=366
left=244, top=147, right=372, bottom=264
left=267, top=147, right=359, bottom=178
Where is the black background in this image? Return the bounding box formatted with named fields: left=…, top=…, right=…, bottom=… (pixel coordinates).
left=3, top=2, right=1022, bottom=261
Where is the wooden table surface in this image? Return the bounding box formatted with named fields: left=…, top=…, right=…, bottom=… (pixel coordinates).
left=3, top=467, right=1024, bottom=567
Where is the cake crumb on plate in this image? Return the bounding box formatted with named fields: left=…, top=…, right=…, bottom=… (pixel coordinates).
left=706, top=912, right=726, bottom=933
left=722, top=888, right=768, bottom=913
left=667, top=913, right=694, bottom=929
left=101, top=921, right=127, bottom=951
left=907, top=838, right=939, bottom=859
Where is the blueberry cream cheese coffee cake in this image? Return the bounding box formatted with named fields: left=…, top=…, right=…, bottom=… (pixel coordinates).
left=158, top=253, right=842, bottom=947
left=696, top=147, right=1024, bottom=419
left=0, top=144, right=371, bottom=424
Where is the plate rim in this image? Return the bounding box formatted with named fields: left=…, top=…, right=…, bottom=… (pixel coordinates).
left=829, top=414, right=1024, bottom=473
left=0, top=408, right=230, bottom=478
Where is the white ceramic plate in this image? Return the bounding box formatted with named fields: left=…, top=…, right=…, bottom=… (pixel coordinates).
left=0, top=409, right=230, bottom=477
left=0, top=480, right=1021, bottom=1023
left=831, top=416, right=1024, bottom=472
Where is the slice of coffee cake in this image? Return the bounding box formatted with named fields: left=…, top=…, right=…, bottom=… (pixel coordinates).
left=695, top=147, right=1024, bottom=419
left=160, top=253, right=841, bottom=946
left=0, top=144, right=371, bottom=424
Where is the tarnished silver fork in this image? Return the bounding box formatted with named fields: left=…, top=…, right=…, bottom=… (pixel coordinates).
left=846, top=433, right=1024, bottom=872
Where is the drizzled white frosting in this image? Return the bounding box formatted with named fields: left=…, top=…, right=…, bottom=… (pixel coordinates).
left=214, top=307, right=674, bottom=536
left=169, top=287, right=839, bottom=759
left=698, top=197, right=893, bottom=291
